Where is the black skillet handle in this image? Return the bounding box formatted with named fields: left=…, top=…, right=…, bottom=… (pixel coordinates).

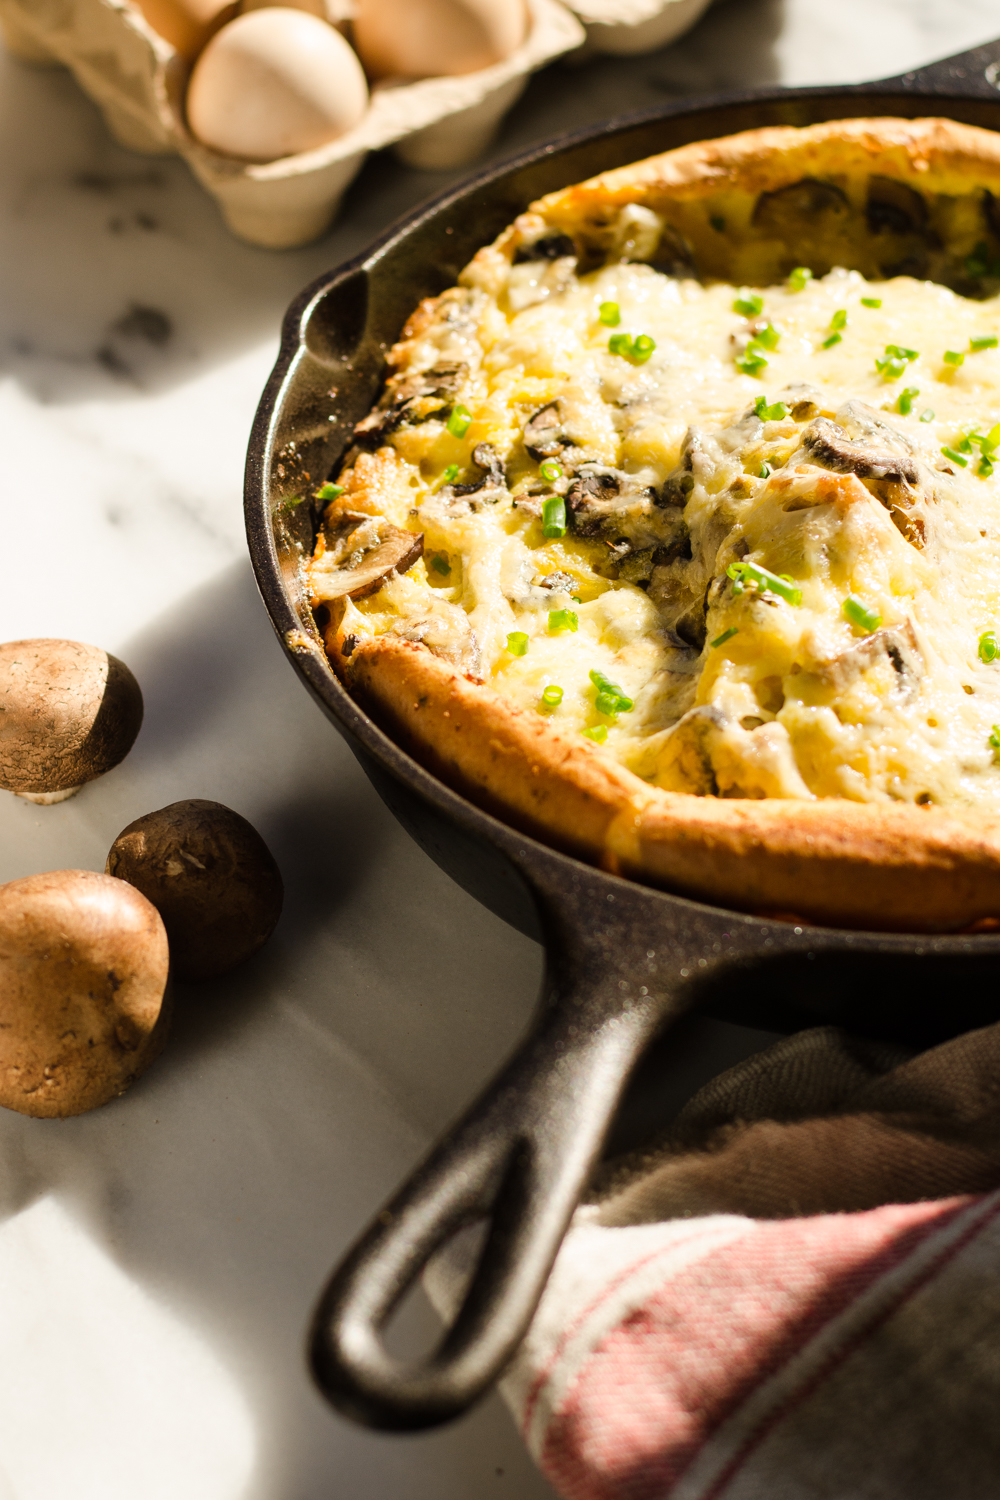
left=309, top=922, right=670, bottom=1431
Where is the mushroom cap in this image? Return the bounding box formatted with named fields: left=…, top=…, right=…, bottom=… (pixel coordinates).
left=0, top=639, right=144, bottom=794
left=105, top=799, right=284, bottom=982
left=0, top=870, right=171, bottom=1118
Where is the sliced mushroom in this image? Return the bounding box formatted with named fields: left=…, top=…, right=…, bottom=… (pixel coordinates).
left=648, top=225, right=696, bottom=278
left=751, top=178, right=849, bottom=232
left=798, top=401, right=930, bottom=546
left=813, top=619, right=922, bottom=696
left=777, top=382, right=825, bottom=421
left=446, top=442, right=507, bottom=498
left=397, top=602, right=481, bottom=676
left=536, top=570, right=575, bottom=592
left=866, top=176, right=929, bottom=236
left=353, top=362, right=468, bottom=449
left=522, top=402, right=568, bottom=461
left=513, top=231, right=577, bottom=263
left=311, top=512, right=423, bottom=602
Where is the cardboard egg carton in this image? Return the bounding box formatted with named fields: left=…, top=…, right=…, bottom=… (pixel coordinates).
left=0, top=0, right=584, bottom=248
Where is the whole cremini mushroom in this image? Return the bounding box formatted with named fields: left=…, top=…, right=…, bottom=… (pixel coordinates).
left=0, top=639, right=144, bottom=804
left=0, top=870, right=170, bottom=1118
left=106, top=800, right=284, bottom=981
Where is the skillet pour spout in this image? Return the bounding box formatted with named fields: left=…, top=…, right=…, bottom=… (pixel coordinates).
left=247, top=35, right=1000, bottom=1430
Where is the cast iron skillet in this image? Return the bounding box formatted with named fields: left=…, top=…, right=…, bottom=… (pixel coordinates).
left=246, top=36, right=1000, bottom=1432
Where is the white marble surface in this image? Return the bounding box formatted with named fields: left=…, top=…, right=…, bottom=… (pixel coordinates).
left=1, top=2, right=999, bottom=1496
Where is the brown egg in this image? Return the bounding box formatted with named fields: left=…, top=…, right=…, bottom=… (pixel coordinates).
left=0, top=871, right=170, bottom=1118
left=240, top=0, right=328, bottom=14
left=186, top=8, right=369, bottom=161
left=132, top=0, right=238, bottom=60
left=353, top=0, right=527, bottom=80
left=0, top=639, right=143, bottom=803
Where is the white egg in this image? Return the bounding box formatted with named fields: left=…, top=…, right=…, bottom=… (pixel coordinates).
left=186, top=9, right=369, bottom=162
left=353, top=0, right=527, bottom=80
left=132, top=0, right=237, bottom=59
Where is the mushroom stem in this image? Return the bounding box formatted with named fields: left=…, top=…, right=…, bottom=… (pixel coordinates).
left=13, top=786, right=83, bottom=805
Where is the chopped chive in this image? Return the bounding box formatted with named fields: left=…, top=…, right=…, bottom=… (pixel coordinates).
left=979, top=631, right=1000, bottom=663
left=540, top=459, right=563, bottom=484
left=582, top=724, right=608, bottom=743
left=979, top=454, right=994, bottom=478
left=432, top=464, right=460, bottom=490
left=843, top=595, right=882, bottom=634
left=506, top=631, right=529, bottom=656
left=972, top=336, right=999, bottom=351
left=430, top=554, right=450, bottom=575
left=541, top=495, right=567, bottom=537
left=759, top=460, right=772, bottom=478
left=788, top=266, right=813, bottom=291
left=897, top=386, right=919, bottom=415
left=541, top=684, right=563, bottom=708
left=283, top=496, right=304, bottom=511
left=710, top=626, right=739, bottom=648
left=734, top=291, right=764, bottom=317
left=920, top=408, right=935, bottom=423
left=608, top=332, right=631, bottom=357
left=548, top=608, right=578, bottom=634
left=944, top=350, right=965, bottom=366
left=632, top=334, right=656, bottom=363
left=754, top=396, right=787, bottom=422
left=727, top=560, right=801, bottom=606
left=315, top=481, right=344, bottom=501
left=755, top=323, right=780, bottom=351
left=589, top=668, right=633, bottom=716
left=861, top=296, right=882, bottom=308
left=822, top=333, right=842, bottom=349
left=876, top=344, right=919, bottom=380
left=983, top=423, right=1000, bottom=453
left=710, top=214, right=726, bottom=233
left=446, top=404, right=472, bottom=438
left=942, top=445, right=969, bottom=467
left=990, top=725, right=1000, bottom=753
left=735, top=343, right=768, bottom=377
left=830, top=308, right=848, bottom=331
left=599, top=301, right=621, bottom=326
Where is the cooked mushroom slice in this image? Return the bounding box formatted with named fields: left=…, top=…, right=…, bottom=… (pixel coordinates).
left=751, top=178, right=849, bottom=232
left=569, top=466, right=689, bottom=568
left=814, top=620, right=923, bottom=696
left=398, top=602, right=481, bottom=676
left=798, top=401, right=931, bottom=546
left=513, top=231, right=577, bottom=263
left=866, top=176, right=929, bottom=236
left=537, top=570, right=575, bottom=592
left=522, top=402, right=569, bottom=461
left=446, top=442, right=507, bottom=497
left=311, top=512, right=423, bottom=602
left=777, top=382, right=825, bottom=421
left=657, top=705, right=725, bottom=795
left=353, top=362, right=468, bottom=449
left=648, top=225, right=696, bottom=278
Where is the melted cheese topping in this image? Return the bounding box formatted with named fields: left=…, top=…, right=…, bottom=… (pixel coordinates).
left=317, top=245, right=1000, bottom=812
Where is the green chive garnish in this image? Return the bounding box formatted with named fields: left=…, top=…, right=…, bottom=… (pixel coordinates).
left=979, top=631, right=1000, bottom=663
left=540, top=459, right=563, bottom=484
left=971, top=336, right=999, bottom=351
left=843, top=596, right=881, bottom=634
left=822, top=333, right=842, bottom=349
left=430, top=554, right=450, bottom=575
left=754, top=396, right=787, bottom=421
left=942, top=445, right=969, bottom=466
left=944, top=350, right=965, bottom=367
left=433, top=464, right=459, bottom=490
left=920, top=409, right=935, bottom=423
left=548, top=609, right=578, bottom=634
left=979, top=454, right=994, bottom=478
left=735, top=343, right=768, bottom=377
left=541, top=684, right=563, bottom=708
left=984, top=423, right=1000, bottom=452
left=755, top=323, right=780, bottom=350
left=582, top=725, right=608, bottom=743
left=788, top=267, right=812, bottom=291
left=608, top=332, right=655, bottom=363
left=283, top=496, right=304, bottom=511
left=599, top=301, right=620, bottom=326
left=447, top=405, right=472, bottom=438
left=315, top=482, right=344, bottom=500
left=759, top=461, right=772, bottom=478
left=710, top=626, right=739, bottom=648
left=861, top=296, right=882, bottom=308
left=990, top=725, right=1000, bottom=753
left=727, top=560, right=801, bottom=606
left=897, top=386, right=919, bottom=415
left=734, top=291, right=764, bottom=317
left=506, top=631, right=529, bottom=656
left=541, top=496, right=567, bottom=537
left=589, top=669, right=633, bottom=717
left=831, top=309, right=848, bottom=331
left=876, top=345, right=919, bottom=380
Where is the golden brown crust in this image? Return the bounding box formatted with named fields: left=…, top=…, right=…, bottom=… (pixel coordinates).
left=339, top=633, right=1000, bottom=933
left=327, top=117, right=1000, bottom=931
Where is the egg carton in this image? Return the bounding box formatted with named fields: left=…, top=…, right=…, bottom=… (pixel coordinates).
left=0, top=0, right=584, bottom=248
left=567, top=0, right=713, bottom=55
